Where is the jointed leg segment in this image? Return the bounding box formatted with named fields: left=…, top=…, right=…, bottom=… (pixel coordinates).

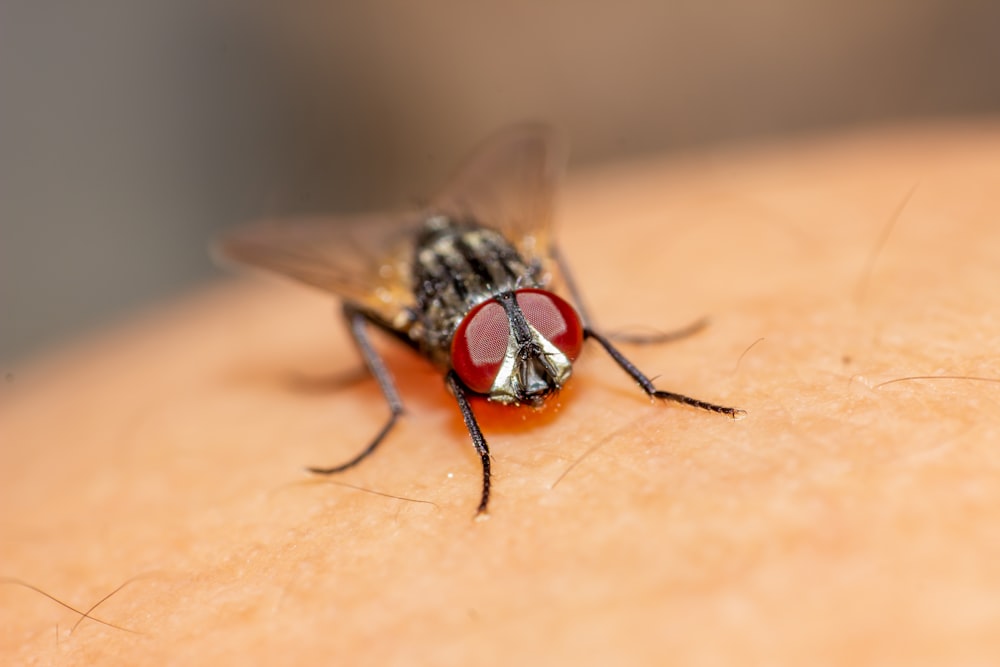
left=446, top=370, right=493, bottom=516
left=585, top=328, right=746, bottom=419
left=307, top=306, right=405, bottom=475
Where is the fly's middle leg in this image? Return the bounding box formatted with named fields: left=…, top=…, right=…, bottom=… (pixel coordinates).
left=553, top=246, right=708, bottom=345
left=605, top=317, right=710, bottom=345
left=307, top=305, right=404, bottom=475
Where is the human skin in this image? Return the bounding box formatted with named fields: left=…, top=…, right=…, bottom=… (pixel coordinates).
left=2, top=121, right=1000, bottom=666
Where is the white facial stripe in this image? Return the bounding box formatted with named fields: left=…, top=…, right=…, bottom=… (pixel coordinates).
left=488, top=333, right=520, bottom=403
left=532, top=327, right=572, bottom=383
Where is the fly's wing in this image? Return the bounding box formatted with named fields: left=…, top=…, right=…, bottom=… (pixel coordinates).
left=431, top=123, right=568, bottom=275
left=217, top=124, right=567, bottom=322
left=215, top=211, right=421, bottom=325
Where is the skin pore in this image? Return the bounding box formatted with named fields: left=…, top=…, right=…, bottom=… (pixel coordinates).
left=3, top=121, right=1000, bottom=665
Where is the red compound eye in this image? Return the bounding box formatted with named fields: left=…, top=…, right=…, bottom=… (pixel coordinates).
left=515, top=289, right=583, bottom=360
left=451, top=300, right=511, bottom=393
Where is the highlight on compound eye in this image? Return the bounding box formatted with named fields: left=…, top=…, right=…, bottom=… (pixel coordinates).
left=451, top=299, right=512, bottom=393
left=515, top=289, right=583, bottom=360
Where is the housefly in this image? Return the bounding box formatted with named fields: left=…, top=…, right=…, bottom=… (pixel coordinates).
left=218, top=124, right=745, bottom=515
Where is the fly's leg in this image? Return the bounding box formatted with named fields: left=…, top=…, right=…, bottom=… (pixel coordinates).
left=585, top=328, right=746, bottom=419
left=307, top=305, right=404, bottom=475
left=551, top=246, right=595, bottom=328
left=445, top=370, right=492, bottom=516
left=606, top=317, right=710, bottom=345
left=553, top=247, right=707, bottom=345
left=557, top=247, right=741, bottom=415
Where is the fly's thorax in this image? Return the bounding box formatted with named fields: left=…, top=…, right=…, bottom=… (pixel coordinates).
left=410, top=217, right=542, bottom=362
left=450, top=288, right=584, bottom=405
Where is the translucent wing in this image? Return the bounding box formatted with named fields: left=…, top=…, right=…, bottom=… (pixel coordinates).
left=216, top=210, right=422, bottom=324
left=431, top=123, right=567, bottom=270
left=216, top=123, right=568, bottom=323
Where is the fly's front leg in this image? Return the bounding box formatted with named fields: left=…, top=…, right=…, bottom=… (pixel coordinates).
left=307, top=305, right=404, bottom=475
left=553, top=246, right=707, bottom=345
left=445, top=370, right=492, bottom=516
left=585, top=328, right=746, bottom=419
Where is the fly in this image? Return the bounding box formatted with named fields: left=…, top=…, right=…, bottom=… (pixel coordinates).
left=217, top=124, right=745, bottom=515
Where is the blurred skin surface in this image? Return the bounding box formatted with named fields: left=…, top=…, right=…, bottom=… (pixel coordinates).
left=2, top=122, right=1000, bottom=665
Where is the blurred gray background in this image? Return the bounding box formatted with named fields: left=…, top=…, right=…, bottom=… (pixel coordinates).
left=3, top=1, right=999, bottom=363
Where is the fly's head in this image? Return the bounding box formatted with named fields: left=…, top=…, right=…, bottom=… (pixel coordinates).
left=450, top=289, right=584, bottom=406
